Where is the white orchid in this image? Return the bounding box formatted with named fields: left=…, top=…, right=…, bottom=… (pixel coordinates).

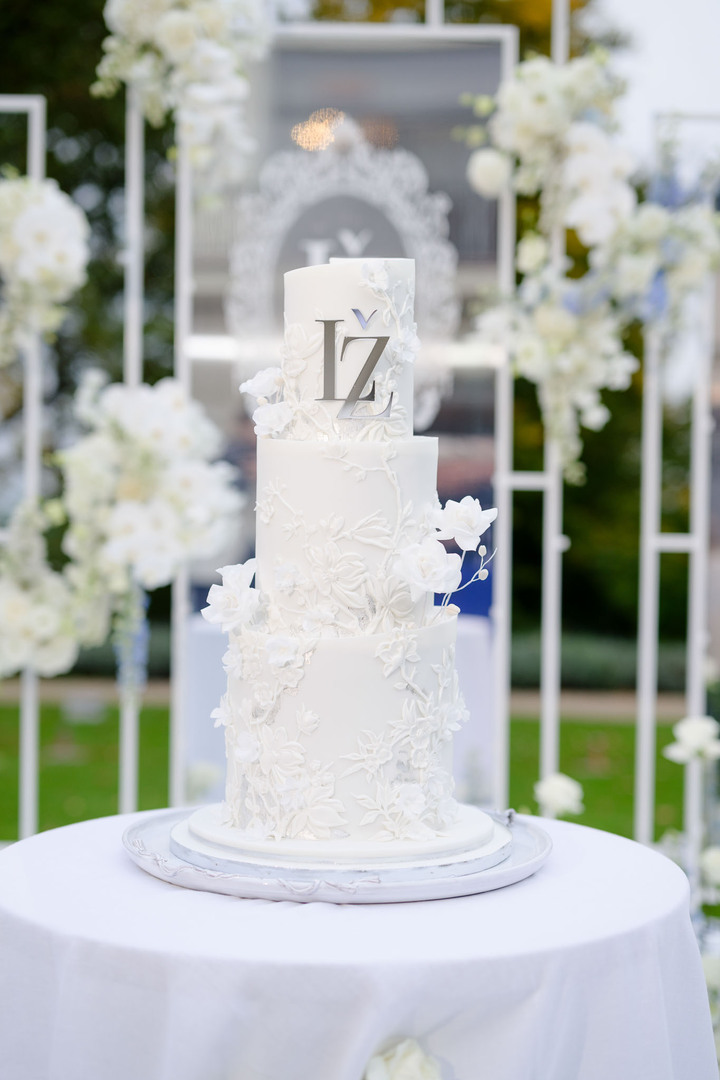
left=663, top=716, right=720, bottom=763
left=535, top=772, right=584, bottom=817
left=240, top=367, right=284, bottom=401
left=434, top=496, right=497, bottom=552
left=393, top=538, right=462, bottom=601
left=202, top=559, right=260, bottom=633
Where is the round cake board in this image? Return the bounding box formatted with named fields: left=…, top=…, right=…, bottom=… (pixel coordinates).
left=123, top=809, right=552, bottom=904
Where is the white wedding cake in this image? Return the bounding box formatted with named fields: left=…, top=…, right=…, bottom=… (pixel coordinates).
left=184, top=258, right=510, bottom=871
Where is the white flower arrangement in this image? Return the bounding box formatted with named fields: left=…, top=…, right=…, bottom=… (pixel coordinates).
left=465, top=52, right=720, bottom=481
left=476, top=269, right=638, bottom=481
left=0, top=175, right=90, bottom=368
left=60, top=370, right=244, bottom=596
left=92, top=0, right=272, bottom=188
left=534, top=772, right=585, bottom=817
left=0, top=503, right=108, bottom=679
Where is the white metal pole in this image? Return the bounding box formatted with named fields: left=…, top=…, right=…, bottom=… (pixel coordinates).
left=490, top=28, right=519, bottom=811
left=685, top=282, right=713, bottom=720
left=537, top=2, right=571, bottom=793
left=18, top=95, right=46, bottom=840
left=169, top=136, right=193, bottom=807
left=635, top=327, right=663, bottom=844
left=118, top=88, right=146, bottom=816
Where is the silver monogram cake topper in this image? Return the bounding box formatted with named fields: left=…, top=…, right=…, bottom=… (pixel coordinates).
left=315, top=312, right=392, bottom=420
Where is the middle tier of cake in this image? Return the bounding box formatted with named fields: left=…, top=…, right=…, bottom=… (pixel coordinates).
left=254, top=435, right=439, bottom=635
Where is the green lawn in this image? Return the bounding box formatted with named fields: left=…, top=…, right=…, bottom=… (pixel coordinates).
left=0, top=704, right=684, bottom=842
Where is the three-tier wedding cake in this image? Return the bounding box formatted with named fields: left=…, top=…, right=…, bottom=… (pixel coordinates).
left=173, top=258, right=512, bottom=877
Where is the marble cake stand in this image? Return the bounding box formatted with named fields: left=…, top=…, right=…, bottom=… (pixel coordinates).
left=123, top=807, right=551, bottom=903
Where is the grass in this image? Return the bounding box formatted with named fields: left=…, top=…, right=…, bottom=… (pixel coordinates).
left=0, top=702, right=685, bottom=842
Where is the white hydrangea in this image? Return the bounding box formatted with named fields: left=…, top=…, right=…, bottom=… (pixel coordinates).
left=0, top=176, right=89, bottom=367
left=60, top=372, right=242, bottom=596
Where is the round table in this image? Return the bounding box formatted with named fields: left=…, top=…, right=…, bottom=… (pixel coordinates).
left=0, top=813, right=715, bottom=1080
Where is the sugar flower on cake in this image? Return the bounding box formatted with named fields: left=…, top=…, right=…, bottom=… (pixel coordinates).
left=663, top=716, right=720, bottom=763
left=239, top=366, right=284, bottom=402
left=434, top=495, right=498, bottom=552
left=202, top=560, right=260, bottom=633
left=251, top=400, right=294, bottom=438
left=0, top=175, right=90, bottom=367
left=364, top=1038, right=442, bottom=1080
left=393, top=537, right=462, bottom=601
left=534, top=772, right=584, bottom=817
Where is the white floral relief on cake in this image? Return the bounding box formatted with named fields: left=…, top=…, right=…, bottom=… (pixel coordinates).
left=342, top=643, right=468, bottom=840
left=255, top=444, right=441, bottom=637
left=219, top=627, right=349, bottom=840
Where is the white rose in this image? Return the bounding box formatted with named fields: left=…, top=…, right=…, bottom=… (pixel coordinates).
left=663, top=716, right=720, bottom=763
left=434, top=495, right=497, bottom=552
left=252, top=400, right=294, bottom=437
left=240, top=367, right=284, bottom=400
left=614, top=253, right=659, bottom=300
left=632, top=203, right=671, bottom=243
left=153, top=10, right=200, bottom=61
left=535, top=772, right=584, bottom=817
left=516, top=233, right=549, bottom=275
left=393, top=538, right=462, bottom=601
left=701, top=847, right=720, bottom=887
left=365, top=1039, right=441, bottom=1080
left=201, top=559, right=259, bottom=632
left=466, top=147, right=512, bottom=198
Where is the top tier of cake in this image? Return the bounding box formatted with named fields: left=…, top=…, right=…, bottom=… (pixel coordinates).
left=275, top=258, right=417, bottom=442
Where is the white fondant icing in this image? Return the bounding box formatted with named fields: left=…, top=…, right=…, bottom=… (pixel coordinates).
left=211, top=259, right=496, bottom=859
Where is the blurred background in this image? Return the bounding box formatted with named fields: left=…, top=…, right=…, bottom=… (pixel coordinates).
left=1, top=0, right=719, bottom=841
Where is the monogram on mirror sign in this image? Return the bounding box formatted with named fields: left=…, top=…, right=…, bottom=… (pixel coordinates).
left=316, top=307, right=392, bottom=420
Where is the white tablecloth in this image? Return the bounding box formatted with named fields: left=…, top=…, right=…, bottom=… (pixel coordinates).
left=0, top=815, right=715, bottom=1080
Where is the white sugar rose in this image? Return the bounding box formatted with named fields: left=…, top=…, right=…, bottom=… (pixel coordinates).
left=365, top=1039, right=441, bottom=1080
left=394, top=538, right=461, bottom=601
left=535, top=772, right=584, bottom=817
left=252, top=400, right=294, bottom=437
left=434, top=495, right=498, bottom=552
left=202, top=559, right=259, bottom=632
left=265, top=634, right=302, bottom=668
left=466, top=147, right=511, bottom=198
left=240, top=367, right=283, bottom=400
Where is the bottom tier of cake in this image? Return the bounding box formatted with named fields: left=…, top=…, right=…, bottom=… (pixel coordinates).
left=221, top=613, right=473, bottom=845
